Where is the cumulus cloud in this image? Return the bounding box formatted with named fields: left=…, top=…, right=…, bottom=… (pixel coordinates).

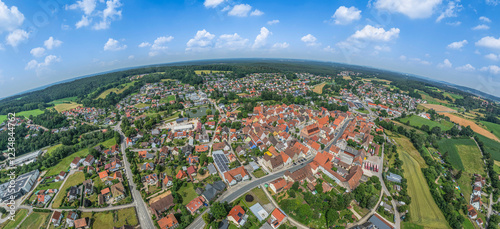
left=67, top=0, right=122, bottom=30
left=250, top=9, right=264, bottom=16
left=148, top=36, right=174, bottom=56
left=216, top=33, right=248, bottom=50
left=92, top=0, right=122, bottom=30
left=373, top=0, right=442, bottom=19
left=456, top=64, right=475, bottom=71
left=25, top=55, right=61, bottom=75
left=480, top=65, right=500, bottom=74
left=103, top=38, right=126, bottom=51
left=485, top=53, right=499, bottom=61
left=436, top=0, right=462, bottom=22
left=351, top=25, right=400, bottom=41
left=408, top=57, right=431, bottom=65
left=204, top=0, right=225, bottom=8
left=138, top=42, right=150, bottom=48
left=447, top=40, right=467, bottom=49
left=479, top=16, right=491, bottom=23
left=186, top=29, right=215, bottom=51
left=6, top=29, right=28, bottom=47
left=44, top=37, right=62, bottom=50
left=30, top=47, right=46, bottom=58
left=332, top=6, right=361, bottom=25
left=324, top=45, right=335, bottom=53
left=437, top=58, right=452, bottom=68
left=476, top=36, right=500, bottom=50
left=253, top=27, right=270, bottom=49
left=76, top=15, right=91, bottom=29
left=0, top=1, right=25, bottom=33
left=446, top=21, right=461, bottom=26
left=228, top=4, right=252, bottom=17
left=267, top=20, right=280, bottom=25
left=301, top=34, right=320, bottom=46
left=472, top=24, right=489, bottom=30
left=66, top=0, right=96, bottom=15
left=272, top=42, right=289, bottom=49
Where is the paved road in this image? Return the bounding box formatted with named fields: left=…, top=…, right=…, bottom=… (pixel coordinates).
left=114, top=122, right=155, bottom=229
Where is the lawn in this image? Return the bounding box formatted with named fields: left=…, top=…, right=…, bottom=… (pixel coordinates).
left=395, top=136, right=448, bottom=229
left=179, top=182, right=198, bottom=205
left=46, top=144, right=62, bottom=155
left=54, top=102, right=82, bottom=112
left=114, top=207, right=139, bottom=227
left=46, top=148, right=89, bottom=176
left=399, top=115, right=454, bottom=131
left=160, top=95, right=176, bottom=103
left=249, top=187, right=270, bottom=205
left=438, top=138, right=484, bottom=174
left=0, top=115, right=7, bottom=124
left=252, top=169, right=266, bottom=178
left=476, top=134, right=500, bottom=161
left=18, top=212, right=51, bottom=229
left=52, top=172, right=85, bottom=208
left=101, top=138, right=117, bottom=148
left=0, top=209, right=28, bottom=229
left=135, top=103, right=150, bottom=109
left=16, top=109, right=44, bottom=118
left=481, top=121, right=500, bottom=140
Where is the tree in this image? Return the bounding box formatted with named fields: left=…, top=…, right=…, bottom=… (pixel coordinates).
left=292, top=181, right=300, bottom=191
left=315, top=183, right=323, bottom=193
left=206, top=109, right=212, bottom=115
left=210, top=202, right=229, bottom=220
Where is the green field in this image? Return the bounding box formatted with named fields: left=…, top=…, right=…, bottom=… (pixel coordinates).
left=52, top=172, right=85, bottom=208
left=481, top=121, right=500, bottom=140
left=46, top=144, right=62, bottom=155
left=97, top=82, right=135, bottom=99
left=86, top=207, right=139, bottom=228
left=16, top=109, right=44, bottom=118
left=18, top=212, right=51, bottom=229
left=160, top=95, right=176, bottom=103
left=179, top=182, right=198, bottom=205
left=101, top=138, right=117, bottom=148
left=476, top=134, right=500, bottom=161
left=194, top=70, right=232, bottom=75
left=437, top=138, right=484, bottom=174
left=0, top=209, right=28, bottom=229
left=458, top=174, right=473, bottom=202
left=399, top=115, right=454, bottom=131
left=394, top=136, right=448, bottom=229
left=46, top=148, right=89, bottom=176
left=135, top=103, right=150, bottom=109
left=49, top=96, right=78, bottom=104
left=0, top=115, right=7, bottom=124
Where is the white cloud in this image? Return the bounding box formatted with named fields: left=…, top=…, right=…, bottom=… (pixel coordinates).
left=138, top=42, right=150, bottom=48
left=66, top=0, right=96, bottom=15
left=332, top=6, right=361, bottom=25
left=253, top=27, right=270, bottom=49
left=228, top=4, right=252, bottom=17
left=30, top=47, right=46, bottom=58
left=149, top=36, right=173, bottom=56
left=373, top=0, right=442, bottom=19
left=221, top=6, right=231, bottom=12
left=436, top=0, right=462, bottom=22
left=480, top=65, right=500, bottom=74
left=92, top=0, right=122, bottom=30
left=76, top=15, right=91, bottom=28
left=103, top=38, right=126, bottom=51
left=472, top=24, right=489, bottom=30
left=44, top=37, right=62, bottom=50
left=128, top=55, right=134, bottom=59
left=409, top=57, right=431, bottom=65
left=446, top=21, right=461, bottom=26
left=186, top=29, right=215, bottom=51
left=250, top=9, right=264, bottom=16
left=351, top=25, right=400, bottom=41
left=324, top=45, right=335, bottom=53
left=6, top=29, right=28, bottom=47
left=25, top=55, right=61, bottom=74
left=437, top=58, right=452, bottom=68
left=216, top=33, right=248, bottom=50
left=301, top=34, right=320, bottom=46
left=476, top=36, right=500, bottom=50
left=204, top=0, right=225, bottom=8
left=374, top=45, right=391, bottom=52
left=0, top=1, right=25, bottom=33
left=485, top=53, right=499, bottom=61
left=267, top=20, right=280, bottom=25
left=479, top=16, right=491, bottom=23
left=486, top=0, right=500, bottom=6
left=447, top=40, right=467, bottom=49
left=272, top=42, right=289, bottom=49
left=456, top=64, right=475, bottom=71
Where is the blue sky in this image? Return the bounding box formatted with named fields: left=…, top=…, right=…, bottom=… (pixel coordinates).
left=1, top=0, right=500, bottom=98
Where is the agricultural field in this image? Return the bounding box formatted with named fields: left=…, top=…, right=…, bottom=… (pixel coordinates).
left=480, top=121, right=500, bottom=140
left=16, top=109, right=44, bottom=118
left=399, top=115, right=454, bottom=131
left=52, top=172, right=85, bottom=208
left=0, top=209, right=28, bottom=229
left=312, top=82, right=326, bottom=94
left=96, top=82, right=135, bottom=99
left=442, top=113, right=500, bottom=142
left=54, top=102, right=82, bottom=112
left=194, top=70, right=232, bottom=75
left=438, top=138, right=484, bottom=174
left=420, top=104, right=456, bottom=112
left=393, top=136, right=448, bottom=229
left=0, top=115, right=7, bottom=124
left=476, top=134, right=500, bottom=161
left=18, top=211, right=51, bottom=229
left=49, top=97, right=78, bottom=104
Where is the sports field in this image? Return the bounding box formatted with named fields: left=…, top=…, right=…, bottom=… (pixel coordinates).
left=399, top=115, right=454, bottom=131
left=396, top=137, right=448, bottom=229
left=438, top=138, right=484, bottom=174
left=442, top=113, right=500, bottom=142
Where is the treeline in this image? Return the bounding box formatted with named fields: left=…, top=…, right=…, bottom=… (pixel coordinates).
left=0, top=123, right=99, bottom=157
left=31, top=110, right=69, bottom=129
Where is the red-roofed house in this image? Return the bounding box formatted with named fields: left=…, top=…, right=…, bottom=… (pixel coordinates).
left=268, top=208, right=287, bottom=229
left=186, top=196, right=206, bottom=215
left=223, top=166, right=250, bottom=186
left=227, top=205, right=247, bottom=227
left=158, top=213, right=179, bottom=229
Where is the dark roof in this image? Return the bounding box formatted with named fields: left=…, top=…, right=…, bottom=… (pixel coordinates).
left=202, top=180, right=226, bottom=201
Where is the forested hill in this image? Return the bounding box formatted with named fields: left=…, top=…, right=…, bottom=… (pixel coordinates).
left=0, top=59, right=498, bottom=115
